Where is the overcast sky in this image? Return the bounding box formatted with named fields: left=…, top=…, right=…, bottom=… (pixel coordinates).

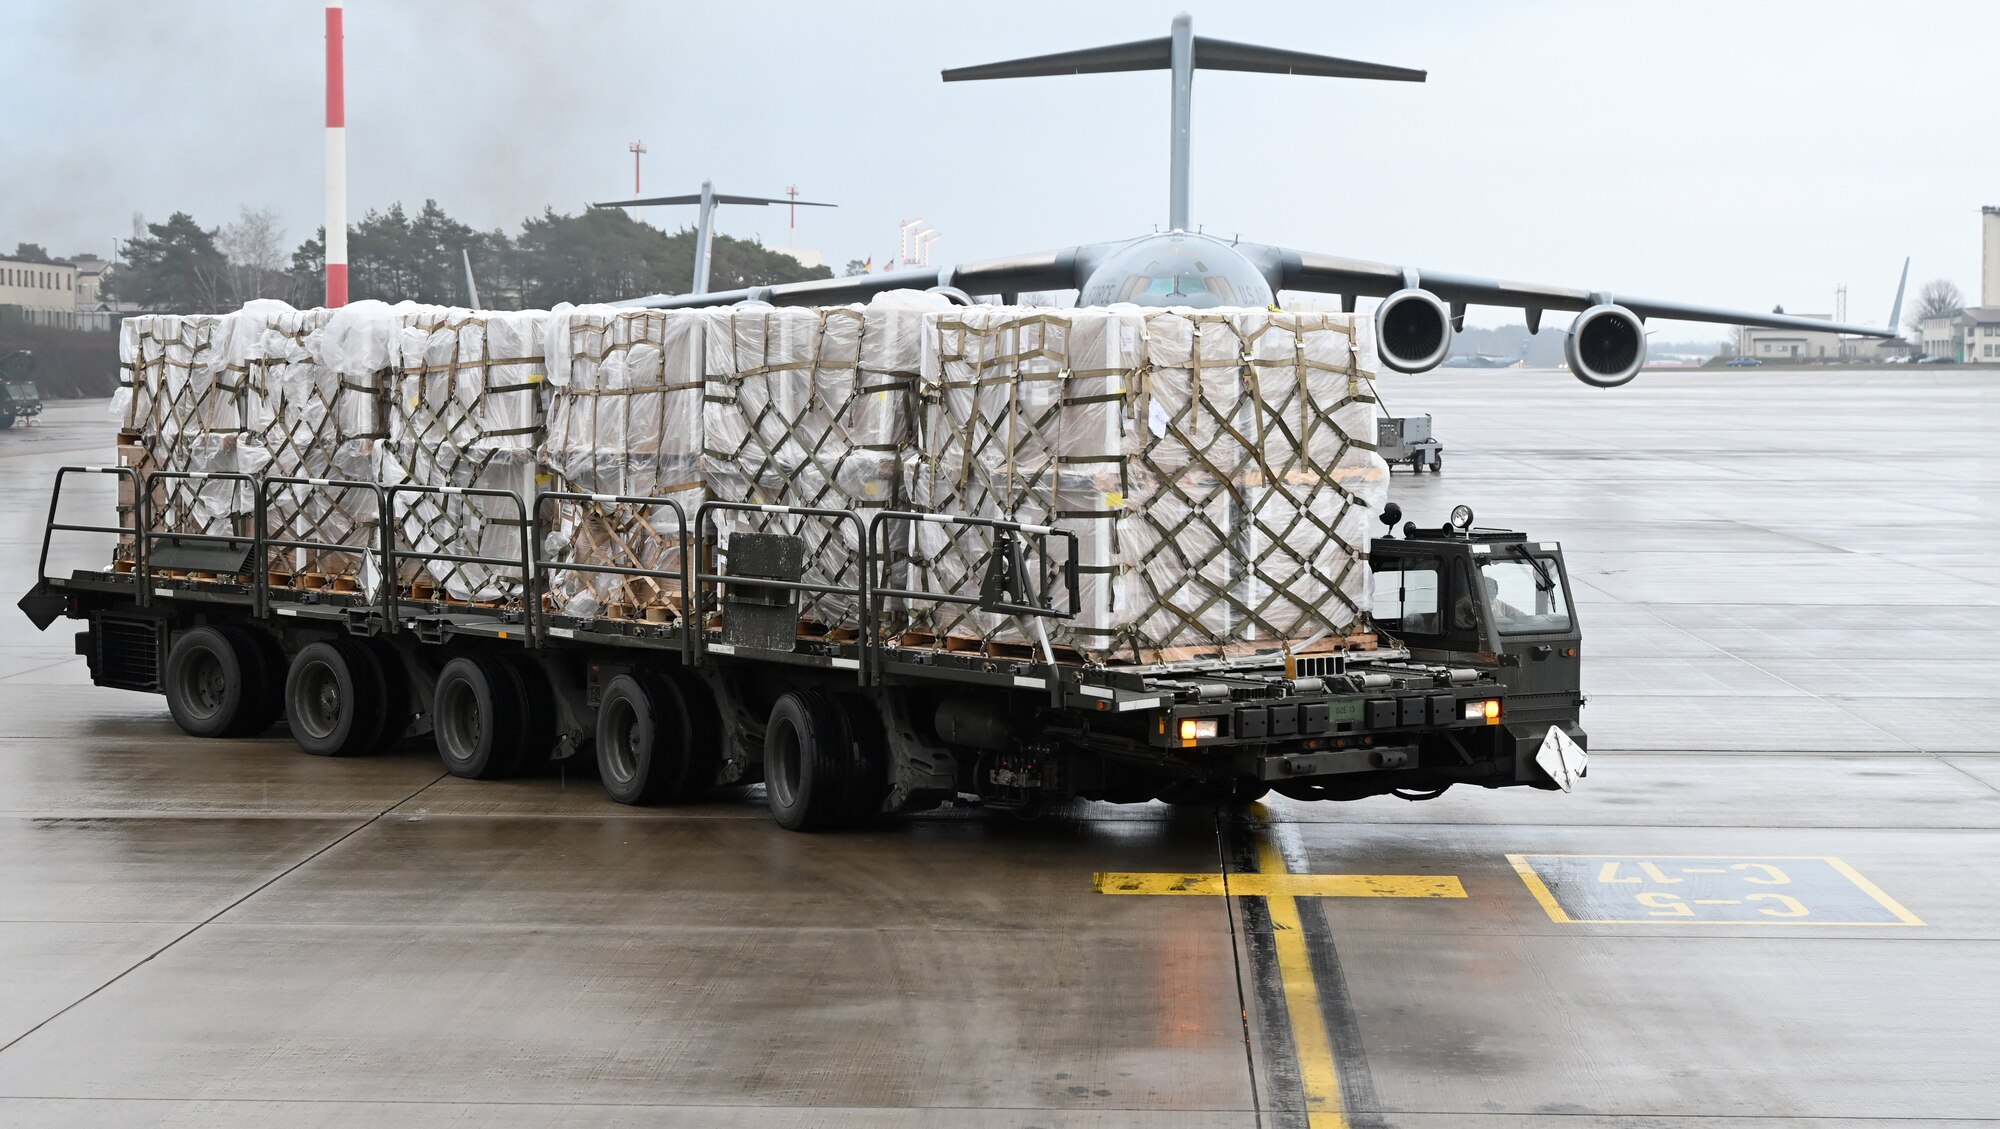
left=6, top=0, right=1990, bottom=336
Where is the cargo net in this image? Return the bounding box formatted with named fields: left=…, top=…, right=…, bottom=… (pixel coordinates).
left=243, top=309, right=386, bottom=592
left=912, top=308, right=1387, bottom=664
left=380, top=310, right=544, bottom=605
left=116, top=314, right=269, bottom=565
left=702, top=306, right=916, bottom=631
left=541, top=308, right=702, bottom=620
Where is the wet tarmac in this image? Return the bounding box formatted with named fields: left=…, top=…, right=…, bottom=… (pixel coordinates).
left=2, top=370, right=1996, bottom=1128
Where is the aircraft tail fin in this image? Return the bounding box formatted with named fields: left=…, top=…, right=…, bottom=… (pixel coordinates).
left=943, top=14, right=1424, bottom=232
left=1888, top=256, right=1910, bottom=333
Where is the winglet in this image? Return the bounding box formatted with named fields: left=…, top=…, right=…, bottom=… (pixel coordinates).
left=1888, top=256, right=1910, bottom=334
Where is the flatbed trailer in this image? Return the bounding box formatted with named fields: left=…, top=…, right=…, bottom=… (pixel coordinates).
left=18, top=471, right=1588, bottom=829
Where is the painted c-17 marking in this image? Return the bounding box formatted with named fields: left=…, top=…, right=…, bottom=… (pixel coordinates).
left=1509, top=854, right=1924, bottom=926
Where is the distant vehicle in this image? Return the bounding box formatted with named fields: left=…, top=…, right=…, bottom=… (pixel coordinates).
left=1915, top=354, right=1954, bottom=365
left=0, top=350, right=42, bottom=429
left=1377, top=414, right=1443, bottom=473
left=1725, top=356, right=1763, bottom=367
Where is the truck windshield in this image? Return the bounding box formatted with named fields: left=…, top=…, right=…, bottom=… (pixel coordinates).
left=1479, top=555, right=1571, bottom=634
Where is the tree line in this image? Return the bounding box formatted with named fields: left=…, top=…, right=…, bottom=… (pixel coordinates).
left=105, top=201, right=832, bottom=312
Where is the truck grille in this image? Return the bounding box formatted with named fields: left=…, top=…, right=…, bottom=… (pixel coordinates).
left=1506, top=691, right=1578, bottom=722
left=92, top=614, right=164, bottom=692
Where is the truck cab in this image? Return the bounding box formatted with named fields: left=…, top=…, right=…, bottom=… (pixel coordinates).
left=1369, top=507, right=1588, bottom=787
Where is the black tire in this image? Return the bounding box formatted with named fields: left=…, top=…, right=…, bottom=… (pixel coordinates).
left=834, top=694, right=890, bottom=827
left=431, top=655, right=526, bottom=779
left=164, top=625, right=266, bottom=738
left=368, top=639, right=414, bottom=747
left=596, top=674, right=690, bottom=805
left=763, top=690, right=856, bottom=832
left=1430, top=453, right=1444, bottom=475
left=236, top=628, right=287, bottom=737
left=284, top=639, right=387, bottom=757
left=504, top=656, right=557, bottom=771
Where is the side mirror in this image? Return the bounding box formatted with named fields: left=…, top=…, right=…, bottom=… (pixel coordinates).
left=1379, top=502, right=1403, bottom=531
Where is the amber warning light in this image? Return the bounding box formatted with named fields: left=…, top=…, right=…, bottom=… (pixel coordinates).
left=1464, top=699, right=1502, bottom=724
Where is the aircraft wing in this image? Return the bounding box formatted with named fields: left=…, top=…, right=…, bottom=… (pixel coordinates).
left=1279, top=249, right=1905, bottom=337
left=618, top=270, right=942, bottom=310
left=592, top=194, right=835, bottom=210
left=620, top=247, right=1087, bottom=310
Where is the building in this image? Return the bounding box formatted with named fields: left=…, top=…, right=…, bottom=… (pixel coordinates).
left=1922, top=306, right=2000, bottom=362
left=0, top=255, right=79, bottom=328
left=1739, top=314, right=1840, bottom=361
left=1965, top=308, right=2000, bottom=360
left=1985, top=206, right=1999, bottom=308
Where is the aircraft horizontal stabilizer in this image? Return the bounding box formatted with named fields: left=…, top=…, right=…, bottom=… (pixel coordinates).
left=943, top=35, right=1423, bottom=84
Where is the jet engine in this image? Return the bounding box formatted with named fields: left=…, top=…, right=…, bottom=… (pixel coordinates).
left=1564, top=304, right=1646, bottom=387
left=1375, top=288, right=1454, bottom=374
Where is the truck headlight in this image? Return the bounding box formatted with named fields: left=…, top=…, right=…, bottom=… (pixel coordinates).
left=1178, top=718, right=1219, bottom=741
left=1463, top=699, right=1501, bottom=724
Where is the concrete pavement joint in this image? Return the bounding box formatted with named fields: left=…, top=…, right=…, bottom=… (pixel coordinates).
left=0, top=770, right=448, bottom=1058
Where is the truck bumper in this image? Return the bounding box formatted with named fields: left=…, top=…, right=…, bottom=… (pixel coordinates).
left=1509, top=721, right=1589, bottom=787
left=1236, top=743, right=1419, bottom=782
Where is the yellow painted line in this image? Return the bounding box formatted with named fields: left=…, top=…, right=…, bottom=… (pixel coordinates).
left=1255, top=834, right=1350, bottom=1129
left=1507, top=853, right=1576, bottom=924
left=1095, top=871, right=1465, bottom=899
left=1822, top=857, right=1925, bottom=926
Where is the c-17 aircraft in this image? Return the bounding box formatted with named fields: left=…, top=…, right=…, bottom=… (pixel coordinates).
left=620, top=13, right=1904, bottom=387
left=1443, top=338, right=1534, bottom=369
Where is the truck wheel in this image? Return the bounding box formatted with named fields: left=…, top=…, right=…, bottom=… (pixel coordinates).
left=236, top=630, right=287, bottom=737
left=834, top=694, right=890, bottom=826
left=432, top=656, right=526, bottom=779
left=595, top=673, right=715, bottom=804
left=763, top=690, right=855, bottom=832
left=504, top=656, right=557, bottom=771
left=369, top=639, right=415, bottom=747
left=284, top=639, right=387, bottom=757
left=164, top=625, right=267, bottom=738
left=1430, top=453, right=1444, bottom=474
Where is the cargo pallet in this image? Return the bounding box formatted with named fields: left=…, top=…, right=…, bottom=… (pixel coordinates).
left=20, top=468, right=1588, bottom=829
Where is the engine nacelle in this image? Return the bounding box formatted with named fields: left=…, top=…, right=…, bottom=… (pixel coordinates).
left=1375, top=288, right=1454, bottom=373
left=1564, top=304, right=1646, bottom=387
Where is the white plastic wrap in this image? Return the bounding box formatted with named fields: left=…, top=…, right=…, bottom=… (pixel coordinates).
left=116, top=311, right=270, bottom=544
left=376, top=306, right=548, bottom=602
left=538, top=305, right=705, bottom=618
left=699, top=291, right=944, bottom=628
left=913, top=306, right=1387, bottom=662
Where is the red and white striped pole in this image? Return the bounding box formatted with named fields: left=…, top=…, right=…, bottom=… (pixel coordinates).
left=324, top=1, right=348, bottom=307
